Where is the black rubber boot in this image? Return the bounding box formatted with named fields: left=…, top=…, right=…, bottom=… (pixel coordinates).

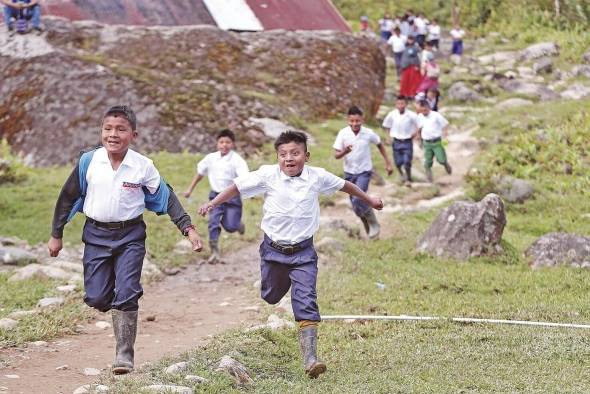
left=238, top=222, right=246, bottom=235
left=112, top=310, right=138, bottom=375
left=444, top=162, right=453, bottom=175
left=404, top=166, right=412, bottom=186
left=298, top=326, right=327, bottom=379
left=207, top=239, right=221, bottom=264
left=359, top=215, right=370, bottom=235
left=425, top=167, right=433, bottom=183
left=362, top=210, right=380, bottom=240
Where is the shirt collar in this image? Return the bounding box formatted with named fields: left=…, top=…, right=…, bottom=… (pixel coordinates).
left=279, top=165, right=309, bottom=181
left=96, top=147, right=135, bottom=168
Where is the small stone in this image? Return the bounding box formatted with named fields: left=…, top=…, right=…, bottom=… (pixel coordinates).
left=8, top=310, right=35, bottom=319
left=165, top=361, right=189, bottom=375
left=143, top=385, right=193, bottom=394
left=219, top=302, right=231, bottom=307
left=252, top=279, right=261, bottom=289
left=55, top=364, right=69, bottom=370
left=4, top=375, right=19, bottom=379
left=95, top=321, right=111, bottom=330
left=83, top=367, right=101, bottom=376
left=241, top=306, right=260, bottom=312
left=375, top=282, right=386, bottom=290
left=73, top=384, right=109, bottom=394
left=315, top=237, right=345, bottom=254
left=185, top=375, right=207, bottom=384
left=37, top=297, right=64, bottom=309
left=30, top=341, right=48, bottom=347
left=216, top=356, right=253, bottom=385
left=163, top=267, right=181, bottom=276
left=146, top=315, right=156, bottom=322
left=57, top=284, right=77, bottom=293
left=0, top=247, right=37, bottom=265
left=0, top=318, right=18, bottom=330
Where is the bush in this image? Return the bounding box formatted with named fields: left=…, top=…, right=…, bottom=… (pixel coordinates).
left=0, top=140, right=27, bottom=185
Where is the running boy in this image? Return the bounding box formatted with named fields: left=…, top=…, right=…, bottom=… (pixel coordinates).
left=416, top=99, right=452, bottom=182
left=184, top=129, right=249, bottom=263
left=48, top=106, right=203, bottom=375
left=333, top=106, right=392, bottom=240
left=199, top=131, right=383, bottom=378
left=382, top=96, right=420, bottom=186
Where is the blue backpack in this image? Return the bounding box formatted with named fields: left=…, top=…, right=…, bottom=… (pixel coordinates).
left=67, top=148, right=170, bottom=222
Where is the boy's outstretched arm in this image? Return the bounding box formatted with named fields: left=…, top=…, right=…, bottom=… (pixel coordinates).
left=198, top=184, right=240, bottom=216
left=377, top=143, right=394, bottom=175
left=184, top=174, right=204, bottom=198
left=340, top=181, right=384, bottom=210
left=166, top=189, right=203, bottom=252
left=48, top=165, right=81, bottom=257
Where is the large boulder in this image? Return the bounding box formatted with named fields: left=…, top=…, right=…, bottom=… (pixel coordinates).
left=532, top=58, right=553, bottom=74
left=447, top=82, right=483, bottom=102
left=525, top=233, right=590, bottom=268
left=417, top=194, right=507, bottom=260
left=1, top=17, right=385, bottom=166
left=494, top=176, right=534, bottom=203
left=500, top=80, right=559, bottom=101
left=1, top=246, right=37, bottom=266
left=520, top=42, right=559, bottom=60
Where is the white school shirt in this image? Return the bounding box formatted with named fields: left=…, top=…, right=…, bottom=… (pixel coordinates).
left=428, top=24, right=441, bottom=40
left=83, top=147, right=160, bottom=222
left=382, top=109, right=419, bottom=140
left=414, top=17, right=428, bottom=35
left=197, top=150, right=249, bottom=193
left=388, top=34, right=407, bottom=53
left=450, top=29, right=465, bottom=40
left=418, top=111, right=449, bottom=140
left=234, top=164, right=345, bottom=244
left=333, top=126, right=381, bottom=174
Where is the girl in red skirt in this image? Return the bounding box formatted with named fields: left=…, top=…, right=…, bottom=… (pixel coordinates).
left=399, top=35, right=422, bottom=98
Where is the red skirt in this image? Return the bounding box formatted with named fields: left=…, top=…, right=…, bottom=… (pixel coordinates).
left=400, top=65, right=422, bottom=97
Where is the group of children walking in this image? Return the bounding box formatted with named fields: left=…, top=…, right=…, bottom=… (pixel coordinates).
left=47, top=100, right=452, bottom=379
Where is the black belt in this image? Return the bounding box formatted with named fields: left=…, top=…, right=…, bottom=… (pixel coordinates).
left=269, top=241, right=305, bottom=255
left=87, top=215, right=143, bottom=230
left=393, top=138, right=413, bottom=143
left=423, top=137, right=441, bottom=143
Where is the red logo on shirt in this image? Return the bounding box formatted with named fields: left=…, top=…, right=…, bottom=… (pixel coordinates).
left=122, top=182, right=141, bottom=188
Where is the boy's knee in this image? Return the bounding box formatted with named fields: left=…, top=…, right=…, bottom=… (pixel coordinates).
left=261, top=291, right=283, bottom=305
left=84, top=295, right=112, bottom=312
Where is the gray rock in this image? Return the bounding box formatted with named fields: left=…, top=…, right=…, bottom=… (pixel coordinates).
left=8, top=264, right=75, bottom=282
left=560, top=84, right=590, bottom=100
left=533, top=58, right=553, bottom=74
left=72, top=385, right=109, bottom=394
left=447, top=82, right=483, bottom=102
left=582, top=48, right=590, bottom=64
left=216, top=355, right=253, bottom=385
left=417, top=194, right=506, bottom=260
left=495, top=98, right=533, bottom=109
left=8, top=310, right=36, bottom=319
left=50, top=261, right=83, bottom=273
left=0, top=247, right=37, bottom=266
left=500, top=80, right=559, bottom=101
left=173, top=239, right=193, bottom=255
left=478, top=50, right=519, bottom=66
left=0, top=318, right=18, bottom=330
left=82, top=367, right=101, bottom=376
left=95, top=321, right=111, bottom=330
left=143, top=385, right=193, bottom=394
left=30, top=341, right=48, bottom=347
left=185, top=375, right=207, bottom=384
left=495, top=176, right=534, bottom=203
left=57, top=284, right=77, bottom=293
left=247, top=117, right=305, bottom=140
left=526, top=233, right=590, bottom=268
left=37, top=297, right=64, bottom=309
left=572, top=65, right=590, bottom=78
left=520, top=42, right=559, bottom=60
left=165, top=362, right=189, bottom=375
left=319, top=217, right=360, bottom=239
left=315, top=237, right=345, bottom=254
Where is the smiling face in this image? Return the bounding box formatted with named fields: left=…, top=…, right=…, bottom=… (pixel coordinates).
left=101, top=115, right=137, bottom=156
left=396, top=98, right=407, bottom=113
left=276, top=141, right=309, bottom=177
left=348, top=114, right=363, bottom=133
left=217, top=136, right=234, bottom=156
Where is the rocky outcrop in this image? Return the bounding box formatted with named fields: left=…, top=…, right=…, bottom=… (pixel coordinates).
left=0, top=18, right=385, bottom=166
left=500, top=80, right=559, bottom=101
left=533, top=58, right=553, bottom=74
left=447, top=82, right=482, bottom=102
left=417, top=194, right=506, bottom=260
left=560, top=84, right=590, bottom=100
left=495, top=98, right=533, bottom=109
left=493, top=176, right=534, bottom=203
left=526, top=233, right=590, bottom=268
left=520, top=42, right=559, bottom=60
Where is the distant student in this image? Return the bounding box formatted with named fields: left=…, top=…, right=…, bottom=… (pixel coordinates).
left=378, top=13, right=394, bottom=42
left=399, top=35, right=422, bottom=99
left=416, top=99, right=452, bottom=182
left=387, top=27, right=407, bottom=77
left=426, top=88, right=440, bottom=111
left=199, top=131, right=384, bottom=378
left=48, top=106, right=203, bottom=375
left=382, top=96, right=420, bottom=186
left=450, top=24, right=466, bottom=57
left=333, top=106, right=393, bottom=239
left=413, top=12, right=428, bottom=48
left=417, top=51, right=440, bottom=93
left=427, top=18, right=441, bottom=49
left=184, top=129, right=249, bottom=263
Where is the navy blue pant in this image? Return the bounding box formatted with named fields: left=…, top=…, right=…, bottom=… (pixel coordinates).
left=208, top=191, right=243, bottom=241
left=82, top=220, right=146, bottom=312
left=393, top=140, right=413, bottom=169
left=452, top=40, right=464, bottom=55
left=344, top=171, right=372, bottom=217
left=3, top=4, right=41, bottom=29
left=259, top=235, right=320, bottom=322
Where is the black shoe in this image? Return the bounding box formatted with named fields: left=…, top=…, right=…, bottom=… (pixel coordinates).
left=34, top=27, right=43, bottom=35
left=8, top=25, right=15, bottom=37
left=425, top=167, right=433, bottom=183
left=444, top=163, right=452, bottom=175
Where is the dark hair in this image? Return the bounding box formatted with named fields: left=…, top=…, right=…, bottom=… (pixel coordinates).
left=217, top=128, right=235, bottom=142
left=104, top=105, right=137, bottom=130
left=417, top=99, right=430, bottom=108
left=347, top=105, right=363, bottom=116
left=274, top=130, right=308, bottom=151
left=396, top=95, right=407, bottom=101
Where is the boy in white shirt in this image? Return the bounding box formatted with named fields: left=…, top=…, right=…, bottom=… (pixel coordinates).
left=199, top=131, right=383, bottom=378
left=387, top=26, right=407, bottom=76
left=450, top=24, right=466, bottom=57
left=333, top=106, right=393, bottom=240
left=427, top=18, right=441, bottom=50
left=382, top=96, right=420, bottom=186
left=48, top=106, right=203, bottom=374
left=416, top=99, right=452, bottom=182
left=184, top=129, right=249, bottom=263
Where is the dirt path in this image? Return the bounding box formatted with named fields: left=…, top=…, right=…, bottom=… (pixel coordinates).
left=0, top=244, right=262, bottom=394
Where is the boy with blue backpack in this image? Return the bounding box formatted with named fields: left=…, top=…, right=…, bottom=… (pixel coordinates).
left=48, top=105, right=203, bottom=374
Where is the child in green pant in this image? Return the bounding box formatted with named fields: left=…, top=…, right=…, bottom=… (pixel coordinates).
left=416, top=99, right=452, bottom=182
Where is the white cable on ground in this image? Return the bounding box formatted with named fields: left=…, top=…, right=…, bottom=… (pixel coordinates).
left=321, top=315, right=590, bottom=329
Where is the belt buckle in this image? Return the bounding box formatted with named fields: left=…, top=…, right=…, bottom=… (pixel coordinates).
left=283, top=245, right=295, bottom=255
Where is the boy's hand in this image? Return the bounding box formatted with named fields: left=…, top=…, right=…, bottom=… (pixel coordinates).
left=369, top=196, right=384, bottom=210
left=48, top=237, right=63, bottom=257
left=198, top=202, right=215, bottom=216
left=187, top=229, right=203, bottom=252
left=343, top=144, right=353, bottom=154
left=183, top=190, right=191, bottom=198
left=385, top=163, right=394, bottom=176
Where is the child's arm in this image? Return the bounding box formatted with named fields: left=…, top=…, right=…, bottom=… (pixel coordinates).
left=184, top=174, right=204, bottom=198
left=198, top=184, right=240, bottom=216
left=376, top=143, right=394, bottom=175
left=166, top=189, right=203, bottom=251
left=334, top=146, right=352, bottom=160
left=442, top=125, right=450, bottom=139
left=48, top=166, right=82, bottom=257
left=340, top=181, right=384, bottom=210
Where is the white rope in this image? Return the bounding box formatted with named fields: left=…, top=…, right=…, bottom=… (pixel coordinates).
left=322, top=315, right=590, bottom=329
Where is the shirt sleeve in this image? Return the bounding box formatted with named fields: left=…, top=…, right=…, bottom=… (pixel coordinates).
left=438, top=113, right=449, bottom=128
left=382, top=113, right=393, bottom=129
left=234, top=166, right=268, bottom=199
left=196, top=155, right=209, bottom=176
left=332, top=131, right=344, bottom=151
left=51, top=164, right=81, bottom=238
left=234, top=154, right=250, bottom=178
left=369, top=130, right=382, bottom=144
left=143, top=161, right=161, bottom=194
left=319, top=169, right=346, bottom=196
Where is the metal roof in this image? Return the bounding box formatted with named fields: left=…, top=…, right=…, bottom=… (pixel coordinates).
left=202, top=0, right=263, bottom=31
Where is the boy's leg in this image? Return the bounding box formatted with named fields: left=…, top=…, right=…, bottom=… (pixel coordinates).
left=82, top=223, right=116, bottom=312
left=207, top=191, right=224, bottom=262
left=260, top=259, right=291, bottom=305
left=402, top=140, right=414, bottom=183
left=432, top=141, right=452, bottom=174
left=29, top=4, right=41, bottom=30
left=392, top=142, right=405, bottom=183
left=220, top=196, right=244, bottom=234
left=345, top=171, right=371, bottom=218
left=423, top=142, right=435, bottom=182
left=4, top=6, right=16, bottom=31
